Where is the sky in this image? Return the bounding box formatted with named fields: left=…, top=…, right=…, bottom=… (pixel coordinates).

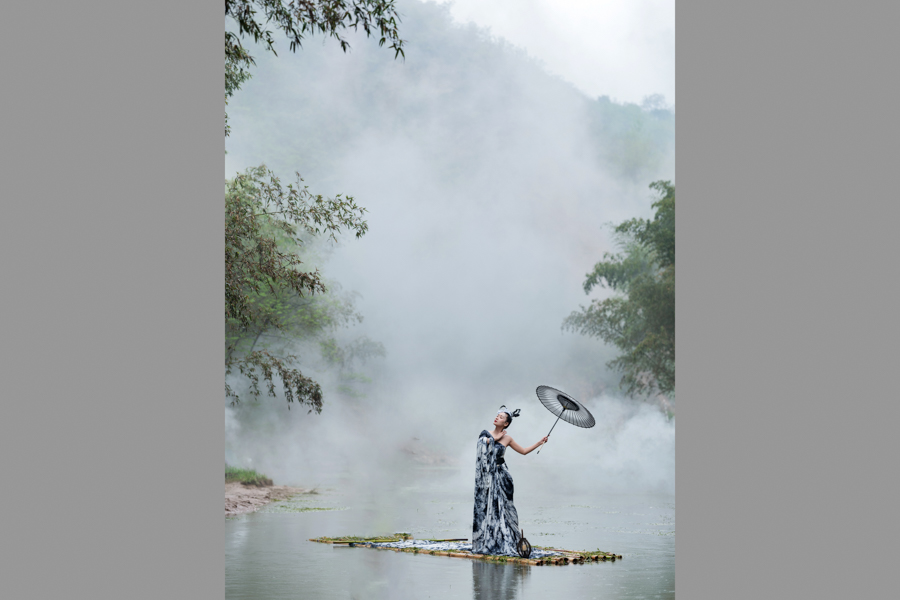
left=435, top=0, right=675, bottom=105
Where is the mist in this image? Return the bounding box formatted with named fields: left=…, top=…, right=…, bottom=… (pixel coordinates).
left=224, top=0, right=674, bottom=501
left=436, top=0, right=676, bottom=104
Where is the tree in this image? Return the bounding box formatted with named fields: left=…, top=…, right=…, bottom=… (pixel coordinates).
left=588, top=96, right=674, bottom=182
left=563, top=181, right=675, bottom=400
left=225, top=226, right=386, bottom=406
left=224, top=2, right=404, bottom=408
left=225, top=166, right=377, bottom=410
left=225, top=0, right=405, bottom=136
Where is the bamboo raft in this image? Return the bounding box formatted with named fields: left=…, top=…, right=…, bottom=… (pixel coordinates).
left=309, top=535, right=622, bottom=566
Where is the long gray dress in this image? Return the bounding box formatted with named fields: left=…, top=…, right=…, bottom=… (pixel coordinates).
left=472, top=430, right=521, bottom=555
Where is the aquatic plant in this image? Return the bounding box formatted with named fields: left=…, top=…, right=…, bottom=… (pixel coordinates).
left=310, top=533, right=412, bottom=544
left=225, top=464, right=273, bottom=486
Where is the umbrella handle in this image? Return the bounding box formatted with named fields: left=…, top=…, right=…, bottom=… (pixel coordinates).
left=536, top=410, right=564, bottom=455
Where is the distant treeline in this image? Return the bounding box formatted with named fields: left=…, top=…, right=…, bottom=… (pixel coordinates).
left=227, top=0, right=673, bottom=187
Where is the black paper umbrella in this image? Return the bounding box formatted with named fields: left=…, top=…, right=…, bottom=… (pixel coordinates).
left=535, top=385, right=595, bottom=454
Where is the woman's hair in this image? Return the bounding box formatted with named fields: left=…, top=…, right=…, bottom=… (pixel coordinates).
left=498, top=406, right=521, bottom=429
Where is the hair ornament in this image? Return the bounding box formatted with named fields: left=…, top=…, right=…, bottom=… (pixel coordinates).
left=498, top=406, right=521, bottom=420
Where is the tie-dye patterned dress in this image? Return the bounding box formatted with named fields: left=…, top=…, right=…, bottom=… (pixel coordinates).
left=472, top=430, right=521, bottom=556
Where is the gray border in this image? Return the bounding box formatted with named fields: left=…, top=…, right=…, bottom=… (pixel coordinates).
left=5, top=1, right=897, bottom=598
left=2, top=3, right=222, bottom=598
left=679, top=1, right=898, bottom=598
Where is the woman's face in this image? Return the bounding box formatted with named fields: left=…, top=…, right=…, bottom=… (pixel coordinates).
left=493, top=412, right=509, bottom=428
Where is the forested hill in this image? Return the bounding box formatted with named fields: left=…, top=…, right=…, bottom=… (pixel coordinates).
left=225, top=0, right=673, bottom=194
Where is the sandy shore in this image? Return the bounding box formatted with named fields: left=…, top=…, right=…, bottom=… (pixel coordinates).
left=225, top=482, right=305, bottom=517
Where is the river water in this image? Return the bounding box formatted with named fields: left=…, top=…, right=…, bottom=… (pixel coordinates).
left=225, top=466, right=674, bottom=599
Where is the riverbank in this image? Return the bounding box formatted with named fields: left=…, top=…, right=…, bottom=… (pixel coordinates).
left=225, top=482, right=305, bottom=517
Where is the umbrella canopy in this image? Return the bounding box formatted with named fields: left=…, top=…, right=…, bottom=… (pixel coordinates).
left=535, top=385, right=595, bottom=453
left=536, top=385, right=596, bottom=428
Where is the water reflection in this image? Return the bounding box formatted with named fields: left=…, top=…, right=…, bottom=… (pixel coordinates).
left=472, top=561, right=529, bottom=600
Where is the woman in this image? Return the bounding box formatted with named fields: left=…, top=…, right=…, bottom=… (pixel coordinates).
left=472, top=406, right=549, bottom=555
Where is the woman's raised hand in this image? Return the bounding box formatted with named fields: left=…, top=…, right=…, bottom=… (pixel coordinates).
left=540, top=436, right=549, bottom=445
